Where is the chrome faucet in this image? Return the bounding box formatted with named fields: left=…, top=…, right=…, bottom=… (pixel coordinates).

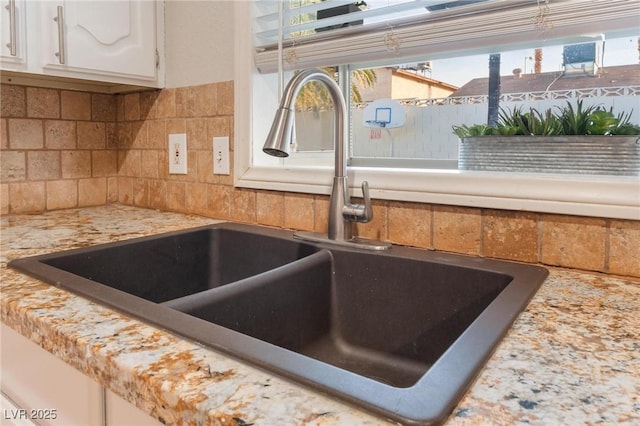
left=263, top=68, right=390, bottom=250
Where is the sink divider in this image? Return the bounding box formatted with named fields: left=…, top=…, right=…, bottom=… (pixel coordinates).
left=162, top=249, right=334, bottom=311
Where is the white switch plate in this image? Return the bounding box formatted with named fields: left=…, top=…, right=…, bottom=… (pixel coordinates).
left=213, top=136, right=230, bottom=175
left=168, top=133, right=187, bottom=174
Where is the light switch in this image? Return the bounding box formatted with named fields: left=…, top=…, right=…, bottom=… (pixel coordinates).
left=213, top=136, right=230, bottom=175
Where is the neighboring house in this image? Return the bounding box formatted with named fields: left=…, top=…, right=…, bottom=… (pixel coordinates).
left=357, top=67, right=458, bottom=102
left=451, top=64, right=640, bottom=97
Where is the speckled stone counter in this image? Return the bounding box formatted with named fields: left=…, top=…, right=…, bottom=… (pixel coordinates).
left=2, top=205, right=639, bottom=425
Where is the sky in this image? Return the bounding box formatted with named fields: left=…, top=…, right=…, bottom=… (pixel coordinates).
left=360, top=0, right=639, bottom=87
left=427, top=36, right=640, bottom=87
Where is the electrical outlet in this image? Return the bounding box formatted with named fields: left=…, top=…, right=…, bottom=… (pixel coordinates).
left=168, top=133, right=187, bottom=174
left=213, top=136, right=230, bottom=175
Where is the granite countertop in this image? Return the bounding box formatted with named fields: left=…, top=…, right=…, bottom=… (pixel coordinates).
left=1, top=205, right=639, bottom=425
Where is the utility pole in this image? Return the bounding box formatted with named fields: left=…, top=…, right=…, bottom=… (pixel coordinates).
left=487, top=53, right=501, bottom=126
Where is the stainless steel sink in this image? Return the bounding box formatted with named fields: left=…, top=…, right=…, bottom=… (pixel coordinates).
left=9, top=222, right=548, bottom=425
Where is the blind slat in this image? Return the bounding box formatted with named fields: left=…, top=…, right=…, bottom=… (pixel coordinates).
left=255, top=0, right=460, bottom=44
left=254, top=0, right=640, bottom=73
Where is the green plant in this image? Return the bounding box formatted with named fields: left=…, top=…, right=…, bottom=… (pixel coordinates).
left=453, top=100, right=640, bottom=137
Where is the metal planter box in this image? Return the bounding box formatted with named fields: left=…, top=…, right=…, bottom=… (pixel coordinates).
left=459, top=136, right=640, bottom=176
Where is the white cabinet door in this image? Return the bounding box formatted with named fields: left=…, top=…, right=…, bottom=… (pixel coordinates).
left=39, top=0, right=160, bottom=85
left=1, top=324, right=163, bottom=426
left=105, top=390, right=163, bottom=426
left=0, top=0, right=27, bottom=71
left=0, top=324, right=104, bottom=426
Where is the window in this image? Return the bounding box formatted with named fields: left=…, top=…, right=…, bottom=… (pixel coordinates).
left=234, top=0, right=640, bottom=220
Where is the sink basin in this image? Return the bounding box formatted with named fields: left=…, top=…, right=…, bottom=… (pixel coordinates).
left=165, top=249, right=512, bottom=388
left=13, top=224, right=318, bottom=303
left=9, top=222, right=548, bottom=425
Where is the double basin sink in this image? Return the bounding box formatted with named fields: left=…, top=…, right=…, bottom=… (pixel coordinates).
left=9, top=222, right=548, bottom=425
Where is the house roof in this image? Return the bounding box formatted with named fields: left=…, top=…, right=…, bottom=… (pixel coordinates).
left=451, top=64, right=640, bottom=97
left=392, top=69, right=459, bottom=92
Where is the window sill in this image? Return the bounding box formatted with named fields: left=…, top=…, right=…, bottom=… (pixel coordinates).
left=236, top=164, right=639, bottom=220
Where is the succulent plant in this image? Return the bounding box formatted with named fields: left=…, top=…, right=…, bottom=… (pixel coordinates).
left=453, top=100, right=640, bottom=137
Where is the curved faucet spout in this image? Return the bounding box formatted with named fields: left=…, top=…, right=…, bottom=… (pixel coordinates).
left=263, top=68, right=389, bottom=250
left=263, top=69, right=347, bottom=177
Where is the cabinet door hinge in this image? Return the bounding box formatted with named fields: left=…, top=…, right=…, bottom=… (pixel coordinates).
left=155, top=49, right=160, bottom=69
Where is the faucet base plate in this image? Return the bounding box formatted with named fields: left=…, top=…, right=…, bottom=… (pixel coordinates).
left=293, top=231, right=391, bottom=251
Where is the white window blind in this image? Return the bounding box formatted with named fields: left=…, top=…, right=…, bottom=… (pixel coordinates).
left=254, top=0, right=640, bottom=73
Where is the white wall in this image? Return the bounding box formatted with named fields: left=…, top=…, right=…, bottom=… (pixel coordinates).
left=164, top=0, right=235, bottom=88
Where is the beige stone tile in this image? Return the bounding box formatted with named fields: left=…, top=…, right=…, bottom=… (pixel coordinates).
left=166, top=118, right=186, bottom=135
left=61, top=91, right=91, bottom=120
left=541, top=215, right=606, bottom=271
left=166, top=181, right=186, bottom=212
left=230, top=188, right=256, bottom=223
left=8, top=119, right=44, bottom=149
left=92, top=93, right=117, bottom=121
left=217, top=81, right=234, bottom=116
left=118, top=149, right=141, bottom=177
left=157, top=149, right=169, bottom=180
left=207, top=117, right=231, bottom=143
left=107, top=176, right=118, bottom=203
left=28, top=151, right=61, bottom=180
left=115, top=94, right=125, bottom=122
left=482, top=210, right=539, bottom=262
left=388, top=201, right=430, bottom=248
left=146, top=120, right=166, bottom=150
left=140, top=150, right=159, bottom=178
left=194, top=83, right=217, bottom=117
left=313, top=195, right=329, bottom=233
left=77, top=122, right=106, bottom=149
left=433, top=205, right=481, bottom=255
left=46, top=180, right=78, bottom=210
left=133, top=178, right=149, bottom=207
left=117, top=176, right=134, bottom=204
left=45, top=120, right=76, bottom=149
left=186, top=182, right=208, bottom=215
left=1, top=119, right=8, bottom=149
left=26, top=87, right=59, bottom=118
left=283, top=192, right=314, bottom=231
left=148, top=179, right=167, bottom=210
left=106, top=123, right=118, bottom=149
left=130, top=121, right=148, bottom=149
left=176, top=86, right=196, bottom=117
left=9, top=181, right=45, bottom=213
left=155, top=89, right=177, bottom=118
left=78, top=177, right=107, bottom=207
left=1, top=183, right=9, bottom=214
left=197, top=150, right=215, bottom=184
left=1, top=151, right=26, bottom=182
left=256, top=190, right=284, bottom=227
left=92, top=150, right=118, bottom=177
left=207, top=184, right=230, bottom=220
left=124, top=93, right=141, bottom=121
left=140, top=90, right=160, bottom=119
left=187, top=118, right=208, bottom=150
left=355, top=199, right=388, bottom=241
left=61, top=151, right=91, bottom=179
left=1, top=85, right=26, bottom=117
left=609, top=219, right=640, bottom=278
left=187, top=150, right=197, bottom=179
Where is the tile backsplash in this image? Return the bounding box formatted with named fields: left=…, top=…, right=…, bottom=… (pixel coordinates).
left=1, top=82, right=638, bottom=278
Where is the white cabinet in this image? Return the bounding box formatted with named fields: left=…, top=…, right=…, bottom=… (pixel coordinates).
left=1, top=324, right=163, bottom=426
left=106, top=390, right=163, bottom=426
left=0, top=0, right=163, bottom=89
left=0, top=0, right=28, bottom=71
left=1, top=324, right=103, bottom=426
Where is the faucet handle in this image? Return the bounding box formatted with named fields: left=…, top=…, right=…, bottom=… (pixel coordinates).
left=360, top=181, right=373, bottom=223
left=342, top=181, right=374, bottom=223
